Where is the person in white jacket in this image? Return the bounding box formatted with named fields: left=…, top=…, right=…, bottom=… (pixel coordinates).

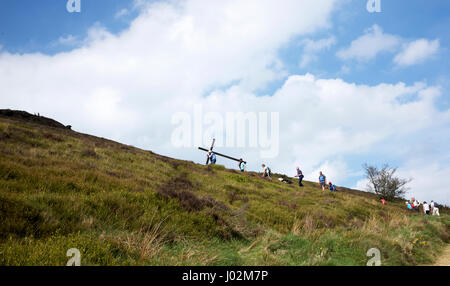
left=422, top=202, right=430, bottom=215
left=430, top=201, right=440, bottom=216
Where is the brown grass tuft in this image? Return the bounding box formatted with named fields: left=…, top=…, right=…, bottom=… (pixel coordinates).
left=122, top=222, right=166, bottom=262
left=81, top=149, right=98, bottom=158
left=157, top=175, right=228, bottom=212
left=279, top=200, right=297, bottom=210
left=42, top=132, right=64, bottom=142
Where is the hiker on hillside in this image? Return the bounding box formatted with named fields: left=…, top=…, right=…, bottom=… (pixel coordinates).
left=411, top=198, right=420, bottom=211
left=278, top=177, right=293, bottom=184
left=430, top=201, right=440, bottom=216
left=318, top=171, right=326, bottom=190
left=238, top=159, right=246, bottom=172
left=328, top=181, right=337, bottom=192
left=422, top=201, right=430, bottom=215
left=294, top=167, right=304, bottom=187
left=208, top=151, right=216, bottom=165
left=261, top=164, right=272, bottom=180
left=381, top=198, right=386, bottom=205
left=405, top=201, right=413, bottom=210
left=411, top=197, right=416, bottom=208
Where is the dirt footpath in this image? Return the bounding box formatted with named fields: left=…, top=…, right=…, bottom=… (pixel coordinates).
left=431, top=244, right=450, bottom=266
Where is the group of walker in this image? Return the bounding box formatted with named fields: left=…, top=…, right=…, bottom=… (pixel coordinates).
left=205, top=145, right=334, bottom=192
left=294, top=168, right=336, bottom=191
left=260, top=164, right=336, bottom=192
left=405, top=198, right=440, bottom=216
left=207, top=152, right=444, bottom=215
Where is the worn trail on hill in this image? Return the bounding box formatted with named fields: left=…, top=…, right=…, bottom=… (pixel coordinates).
left=432, top=244, right=450, bottom=266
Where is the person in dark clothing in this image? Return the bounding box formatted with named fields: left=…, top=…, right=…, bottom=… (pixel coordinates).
left=328, top=181, right=337, bottom=192
left=295, top=167, right=304, bottom=187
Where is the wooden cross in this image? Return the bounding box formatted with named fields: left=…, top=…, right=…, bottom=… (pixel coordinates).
left=204, top=138, right=215, bottom=165
left=198, top=138, right=247, bottom=165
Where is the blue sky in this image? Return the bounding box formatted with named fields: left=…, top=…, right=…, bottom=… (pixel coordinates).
left=1, top=1, right=449, bottom=87
left=1, top=0, right=448, bottom=91
left=0, top=0, right=136, bottom=54
left=1, top=0, right=449, bottom=204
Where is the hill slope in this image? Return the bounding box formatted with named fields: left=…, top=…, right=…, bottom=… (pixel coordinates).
left=0, top=110, right=448, bottom=266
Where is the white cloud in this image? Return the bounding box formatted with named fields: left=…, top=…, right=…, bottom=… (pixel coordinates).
left=52, top=24, right=112, bottom=48
left=338, top=64, right=350, bottom=75
left=355, top=178, right=369, bottom=192
left=1, top=0, right=338, bottom=121
left=133, top=0, right=150, bottom=10
left=303, top=36, right=337, bottom=53
left=393, top=39, right=440, bottom=67
left=337, top=24, right=401, bottom=61
left=299, top=36, right=336, bottom=67
left=249, top=75, right=445, bottom=184
left=398, top=162, right=450, bottom=206
left=337, top=25, right=441, bottom=68
left=115, top=8, right=130, bottom=19
left=55, top=34, right=79, bottom=47
left=306, top=159, right=347, bottom=185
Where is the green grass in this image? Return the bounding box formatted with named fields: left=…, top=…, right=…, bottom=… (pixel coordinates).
left=0, top=115, right=449, bottom=266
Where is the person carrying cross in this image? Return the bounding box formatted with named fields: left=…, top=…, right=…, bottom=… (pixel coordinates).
left=208, top=151, right=216, bottom=164
left=238, top=159, right=246, bottom=172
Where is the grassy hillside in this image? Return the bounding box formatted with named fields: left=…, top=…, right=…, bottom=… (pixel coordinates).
left=0, top=110, right=449, bottom=266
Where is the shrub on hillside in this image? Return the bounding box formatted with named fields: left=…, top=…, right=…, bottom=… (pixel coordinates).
left=363, top=163, right=411, bottom=201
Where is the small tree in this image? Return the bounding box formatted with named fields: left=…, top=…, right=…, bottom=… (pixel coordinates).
left=363, top=163, right=411, bottom=201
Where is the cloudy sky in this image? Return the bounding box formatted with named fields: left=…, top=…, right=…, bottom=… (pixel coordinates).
left=1, top=0, right=449, bottom=204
